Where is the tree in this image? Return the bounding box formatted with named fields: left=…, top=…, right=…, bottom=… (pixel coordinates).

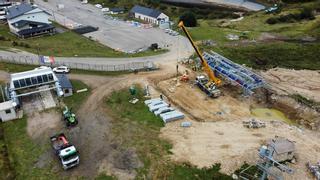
left=179, top=11, right=197, bottom=27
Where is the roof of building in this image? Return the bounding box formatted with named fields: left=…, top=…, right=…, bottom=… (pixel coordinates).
left=110, top=7, right=124, bottom=12
left=11, top=67, right=55, bottom=81
left=268, top=137, right=295, bottom=154
left=17, top=23, right=54, bottom=36
left=0, top=100, right=15, bottom=111
left=12, top=19, right=46, bottom=28
left=0, top=0, right=12, bottom=6
left=6, top=3, right=35, bottom=19
left=130, top=5, right=162, bottom=18
left=56, top=74, right=73, bottom=89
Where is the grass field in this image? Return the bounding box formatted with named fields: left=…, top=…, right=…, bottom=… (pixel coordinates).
left=210, top=42, right=320, bottom=70
left=63, top=80, right=90, bottom=110
left=0, top=24, right=166, bottom=57
left=105, top=87, right=232, bottom=179
left=1, top=117, right=58, bottom=179
left=182, top=2, right=320, bottom=70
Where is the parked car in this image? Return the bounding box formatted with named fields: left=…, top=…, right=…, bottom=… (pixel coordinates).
left=101, top=8, right=109, bottom=12
left=164, top=29, right=171, bottom=33
left=95, top=4, right=102, bottom=9
left=53, top=66, right=70, bottom=73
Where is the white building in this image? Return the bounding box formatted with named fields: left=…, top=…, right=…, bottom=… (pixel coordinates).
left=0, top=0, right=13, bottom=20
left=0, top=100, right=18, bottom=122
left=130, top=5, right=169, bottom=25
left=6, top=3, right=54, bottom=38
left=7, top=67, right=64, bottom=107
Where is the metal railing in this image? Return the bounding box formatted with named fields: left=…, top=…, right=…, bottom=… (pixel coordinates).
left=0, top=55, right=156, bottom=72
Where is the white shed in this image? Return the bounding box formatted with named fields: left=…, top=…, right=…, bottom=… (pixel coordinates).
left=0, top=100, right=17, bottom=122
left=130, top=5, right=169, bottom=25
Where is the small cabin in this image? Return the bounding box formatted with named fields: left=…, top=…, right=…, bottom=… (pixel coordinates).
left=0, top=100, right=17, bottom=122
left=56, top=74, right=73, bottom=97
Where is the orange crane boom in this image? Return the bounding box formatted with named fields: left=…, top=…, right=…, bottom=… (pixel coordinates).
left=178, top=21, right=221, bottom=86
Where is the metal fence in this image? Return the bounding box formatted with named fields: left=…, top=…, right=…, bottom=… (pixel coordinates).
left=0, top=55, right=156, bottom=72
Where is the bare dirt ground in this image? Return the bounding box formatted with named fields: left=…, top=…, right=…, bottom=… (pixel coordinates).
left=156, top=76, right=320, bottom=179
left=158, top=78, right=252, bottom=121
left=261, top=68, right=320, bottom=102
left=27, top=109, right=63, bottom=139
left=161, top=117, right=320, bottom=179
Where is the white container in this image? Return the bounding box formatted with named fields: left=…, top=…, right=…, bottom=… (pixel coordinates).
left=149, top=102, right=168, bottom=112
left=154, top=107, right=174, bottom=116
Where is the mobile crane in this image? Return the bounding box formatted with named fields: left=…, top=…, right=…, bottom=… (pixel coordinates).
left=178, top=21, right=221, bottom=97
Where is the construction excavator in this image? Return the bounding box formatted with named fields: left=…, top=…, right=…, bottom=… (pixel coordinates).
left=178, top=21, right=221, bottom=97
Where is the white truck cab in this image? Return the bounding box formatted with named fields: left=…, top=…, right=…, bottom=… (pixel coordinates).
left=51, top=133, right=80, bottom=170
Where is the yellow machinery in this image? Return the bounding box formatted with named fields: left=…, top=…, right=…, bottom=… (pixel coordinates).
left=178, top=21, right=221, bottom=86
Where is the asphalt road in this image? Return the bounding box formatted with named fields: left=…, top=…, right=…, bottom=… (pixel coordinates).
left=34, top=0, right=181, bottom=53
left=162, top=0, right=265, bottom=11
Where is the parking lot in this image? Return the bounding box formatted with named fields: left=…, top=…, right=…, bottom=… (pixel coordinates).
left=35, top=0, right=179, bottom=53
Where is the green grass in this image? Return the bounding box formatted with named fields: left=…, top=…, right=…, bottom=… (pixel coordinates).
left=0, top=24, right=167, bottom=57
left=291, top=94, right=320, bottom=109
left=0, top=125, right=15, bottom=179
left=95, top=173, right=117, bottom=180
left=229, top=4, right=320, bottom=38
left=105, top=87, right=232, bottom=179
left=168, top=163, right=232, bottom=180
left=0, top=62, right=37, bottom=73
left=210, top=42, right=320, bottom=70
left=185, top=20, right=259, bottom=43
left=63, top=80, right=90, bottom=110
left=1, top=117, right=58, bottom=179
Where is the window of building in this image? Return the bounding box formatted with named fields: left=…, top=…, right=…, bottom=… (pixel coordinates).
left=5, top=109, right=11, bottom=114
left=64, top=89, right=69, bottom=94
left=13, top=80, right=20, bottom=88
left=31, top=76, right=37, bottom=84
left=37, top=76, right=43, bottom=83
left=25, top=78, right=32, bottom=86
left=48, top=74, right=54, bottom=81
left=42, top=75, right=48, bottom=82
left=19, top=79, right=26, bottom=87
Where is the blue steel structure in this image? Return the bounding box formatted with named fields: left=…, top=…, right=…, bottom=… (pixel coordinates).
left=203, top=51, right=265, bottom=95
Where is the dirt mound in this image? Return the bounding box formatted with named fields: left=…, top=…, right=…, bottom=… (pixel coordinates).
left=261, top=68, right=320, bottom=103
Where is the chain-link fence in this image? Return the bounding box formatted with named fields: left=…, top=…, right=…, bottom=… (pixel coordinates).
left=0, top=55, right=156, bottom=72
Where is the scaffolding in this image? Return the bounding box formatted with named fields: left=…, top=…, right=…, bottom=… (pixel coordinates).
left=203, top=51, right=265, bottom=95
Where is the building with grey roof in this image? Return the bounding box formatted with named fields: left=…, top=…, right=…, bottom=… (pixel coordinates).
left=0, top=0, right=12, bottom=20
left=130, top=5, right=169, bottom=25
left=56, top=74, right=73, bottom=97
left=6, top=3, right=54, bottom=38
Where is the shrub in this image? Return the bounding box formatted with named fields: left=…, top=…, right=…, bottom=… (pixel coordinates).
left=266, top=17, right=279, bottom=24
left=179, top=11, right=197, bottom=27
left=300, top=7, right=315, bottom=20
left=11, top=41, right=18, bottom=46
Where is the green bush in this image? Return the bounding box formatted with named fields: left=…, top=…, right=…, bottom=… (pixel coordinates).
left=179, top=11, right=197, bottom=27
left=266, top=17, right=279, bottom=24
left=11, top=41, right=18, bottom=46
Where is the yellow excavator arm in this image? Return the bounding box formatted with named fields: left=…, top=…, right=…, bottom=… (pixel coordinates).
left=178, top=21, right=221, bottom=86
